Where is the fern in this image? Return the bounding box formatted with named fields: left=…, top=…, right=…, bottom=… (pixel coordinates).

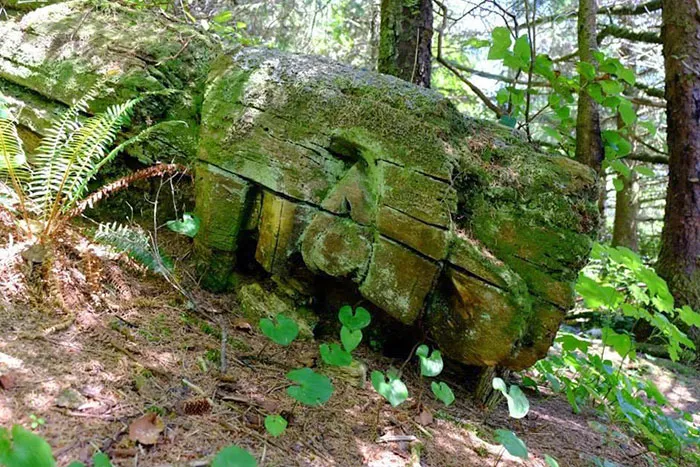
left=95, top=222, right=173, bottom=275
left=29, top=97, right=142, bottom=233
left=0, top=109, right=30, bottom=221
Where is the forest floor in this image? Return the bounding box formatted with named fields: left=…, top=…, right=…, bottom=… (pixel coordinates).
left=0, top=251, right=699, bottom=467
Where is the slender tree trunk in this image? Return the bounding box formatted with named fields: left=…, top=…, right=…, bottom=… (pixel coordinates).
left=657, top=0, right=700, bottom=338
left=612, top=161, right=640, bottom=250
left=378, top=0, right=433, bottom=87
left=575, top=0, right=605, bottom=173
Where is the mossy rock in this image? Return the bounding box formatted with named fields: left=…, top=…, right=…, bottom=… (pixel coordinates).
left=195, top=48, right=597, bottom=370
left=5, top=4, right=599, bottom=371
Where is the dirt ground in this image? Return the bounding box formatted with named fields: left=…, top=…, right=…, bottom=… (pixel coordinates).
left=0, top=259, right=699, bottom=466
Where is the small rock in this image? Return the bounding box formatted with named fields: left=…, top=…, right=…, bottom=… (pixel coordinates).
left=0, top=372, right=16, bottom=390
left=56, top=388, right=87, bottom=409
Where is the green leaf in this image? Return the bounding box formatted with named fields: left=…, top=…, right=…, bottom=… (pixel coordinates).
left=577, top=61, right=596, bottom=81
left=576, top=274, right=622, bottom=309
left=212, top=445, right=257, bottom=467
left=319, top=343, right=352, bottom=367
left=602, top=328, right=635, bottom=358
left=415, top=345, right=444, bottom=377
left=165, top=213, right=201, bottom=238
left=212, top=11, right=233, bottom=23
left=616, top=67, right=636, bottom=85
left=488, top=27, right=512, bottom=60
left=545, top=454, right=560, bottom=467
left=338, top=306, right=371, bottom=331
left=340, top=326, right=362, bottom=352
left=494, top=429, right=528, bottom=459
left=492, top=378, right=530, bottom=419
left=92, top=452, right=112, bottom=467
left=679, top=306, right=700, bottom=327
left=0, top=425, right=56, bottom=467
left=635, top=166, right=655, bottom=177
left=557, top=334, right=589, bottom=353
left=430, top=381, right=455, bottom=406
left=513, top=35, right=531, bottom=65
left=286, top=368, right=333, bottom=406
left=618, top=99, right=636, bottom=126
left=264, top=415, right=287, bottom=437
left=66, top=462, right=86, bottom=467
left=259, top=314, right=299, bottom=346
left=600, top=79, right=624, bottom=96
left=610, top=160, right=631, bottom=179
left=371, top=370, right=408, bottom=407
left=499, top=115, right=517, bottom=128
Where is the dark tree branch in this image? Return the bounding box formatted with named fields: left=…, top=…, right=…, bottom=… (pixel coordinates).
left=597, top=24, right=662, bottom=44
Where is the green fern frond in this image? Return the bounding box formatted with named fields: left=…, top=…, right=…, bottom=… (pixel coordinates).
left=95, top=222, right=173, bottom=274
left=0, top=118, right=31, bottom=219
left=70, top=120, right=187, bottom=202
left=29, top=97, right=142, bottom=223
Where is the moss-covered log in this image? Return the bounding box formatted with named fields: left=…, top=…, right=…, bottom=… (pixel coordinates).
left=1, top=1, right=599, bottom=371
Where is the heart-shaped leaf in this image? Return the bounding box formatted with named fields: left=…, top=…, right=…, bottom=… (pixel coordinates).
left=319, top=343, right=352, bottom=366
left=495, top=429, right=528, bottom=459
left=430, top=381, right=455, bottom=407
left=340, top=326, right=362, bottom=352
left=264, top=415, right=287, bottom=437
left=371, top=370, right=408, bottom=407
left=416, top=345, right=443, bottom=377
left=0, top=425, right=56, bottom=467
left=492, top=378, right=529, bottom=419
left=92, top=452, right=112, bottom=467
left=338, top=306, right=371, bottom=331
left=166, top=213, right=201, bottom=238
left=260, top=314, right=299, bottom=346
left=286, top=368, right=333, bottom=406
left=212, top=445, right=257, bottom=467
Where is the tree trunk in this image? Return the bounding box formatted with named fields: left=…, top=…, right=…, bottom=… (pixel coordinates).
left=657, top=0, right=700, bottom=342
left=575, top=0, right=605, bottom=174
left=378, top=0, right=433, bottom=87
left=612, top=163, right=640, bottom=250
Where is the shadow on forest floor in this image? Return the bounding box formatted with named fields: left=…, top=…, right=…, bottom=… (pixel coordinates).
left=0, top=235, right=697, bottom=466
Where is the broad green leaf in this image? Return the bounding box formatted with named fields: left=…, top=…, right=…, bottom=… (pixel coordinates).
left=612, top=177, right=624, bottom=192
left=513, top=35, right=531, bottom=65
left=602, top=328, right=635, bottom=358
left=338, top=306, right=371, bottom=331
left=371, top=370, right=408, bottom=407
left=600, top=79, right=624, bottom=96
left=430, top=381, right=455, bottom=406
left=576, top=275, right=622, bottom=309
left=415, top=345, right=444, bottom=377
left=212, top=445, right=257, bottom=467
left=319, top=343, right=352, bottom=367
left=166, top=213, right=201, bottom=238
left=92, top=452, right=112, bottom=467
left=499, top=115, right=517, bottom=128
left=0, top=425, right=56, bottom=467
left=610, top=159, right=631, bottom=179
left=264, top=415, right=287, bottom=437
left=557, top=334, right=589, bottom=353
left=488, top=27, right=512, bottom=60
left=577, top=61, right=596, bottom=81
left=286, top=368, right=333, bottom=406
left=494, top=429, right=528, bottom=459
left=616, top=67, right=636, bottom=85
left=492, top=378, right=530, bottom=419
left=340, top=326, right=362, bottom=352
left=260, top=314, right=299, bottom=346
left=545, top=454, right=560, bottom=467
left=618, top=99, right=636, bottom=126
left=679, top=306, right=700, bottom=327
left=212, top=11, right=233, bottom=23
left=635, top=166, right=655, bottom=177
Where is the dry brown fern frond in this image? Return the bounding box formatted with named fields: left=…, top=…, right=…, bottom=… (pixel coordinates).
left=105, top=261, right=133, bottom=301
left=64, top=163, right=189, bottom=221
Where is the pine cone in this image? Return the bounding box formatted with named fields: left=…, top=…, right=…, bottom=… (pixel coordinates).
left=180, top=398, right=212, bottom=415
